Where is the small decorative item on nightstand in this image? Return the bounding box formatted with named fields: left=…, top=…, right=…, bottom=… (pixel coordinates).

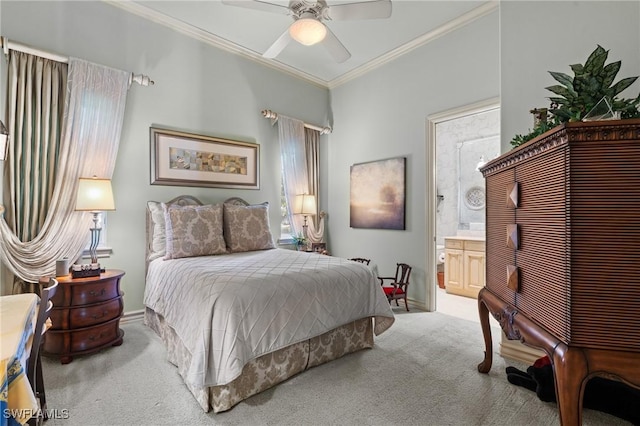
left=311, top=242, right=327, bottom=254
left=70, top=263, right=101, bottom=278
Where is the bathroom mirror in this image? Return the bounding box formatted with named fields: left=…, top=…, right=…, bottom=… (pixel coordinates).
left=457, top=136, right=500, bottom=231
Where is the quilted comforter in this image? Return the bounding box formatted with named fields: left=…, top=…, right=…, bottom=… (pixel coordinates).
left=144, top=248, right=395, bottom=387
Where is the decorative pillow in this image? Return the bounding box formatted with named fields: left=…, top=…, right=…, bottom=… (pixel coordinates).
left=163, top=203, right=227, bottom=260
left=223, top=202, right=275, bottom=253
left=147, top=201, right=166, bottom=261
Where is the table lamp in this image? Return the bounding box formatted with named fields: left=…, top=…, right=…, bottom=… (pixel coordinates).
left=293, top=194, right=316, bottom=251
left=75, top=176, right=115, bottom=265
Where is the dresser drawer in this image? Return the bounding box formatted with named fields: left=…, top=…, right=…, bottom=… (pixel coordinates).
left=464, top=240, right=485, bottom=252
left=70, top=297, right=123, bottom=328
left=444, top=239, right=464, bottom=250
left=69, top=319, right=121, bottom=353
left=71, top=281, right=120, bottom=306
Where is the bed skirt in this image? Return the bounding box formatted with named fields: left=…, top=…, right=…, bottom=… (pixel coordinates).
left=144, top=307, right=374, bottom=413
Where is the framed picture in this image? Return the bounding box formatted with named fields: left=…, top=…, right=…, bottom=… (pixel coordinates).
left=350, top=157, right=406, bottom=230
left=311, top=242, right=327, bottom=253
left=150, top=127, right=259, bottom=189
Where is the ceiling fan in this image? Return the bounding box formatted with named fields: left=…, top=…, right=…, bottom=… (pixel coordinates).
left=221, top=0, right=392, bottom=63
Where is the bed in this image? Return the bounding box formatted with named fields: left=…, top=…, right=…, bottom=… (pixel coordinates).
left=143, top=195, right=395, bottom=413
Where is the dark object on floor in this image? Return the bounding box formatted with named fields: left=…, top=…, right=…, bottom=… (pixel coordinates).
left=506, top=356, right=640, bottom=425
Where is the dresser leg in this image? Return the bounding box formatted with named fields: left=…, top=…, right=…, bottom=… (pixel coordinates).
left=60, top=356, right=73, bottom=364
left=552, top=346, right=587, bottom=426
left=477, top=290, right=493, bottom=373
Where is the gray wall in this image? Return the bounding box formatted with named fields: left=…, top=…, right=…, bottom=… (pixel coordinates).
left=0, top=1, right=330, bottom=308
left=327, top=11, right=500, bottom=307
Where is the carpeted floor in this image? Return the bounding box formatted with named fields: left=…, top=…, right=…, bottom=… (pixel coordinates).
left=41, top=310, right=629, bottom=425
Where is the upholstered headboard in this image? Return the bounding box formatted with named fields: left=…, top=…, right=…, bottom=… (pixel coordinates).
left=144, top=196, right=249, bottom=274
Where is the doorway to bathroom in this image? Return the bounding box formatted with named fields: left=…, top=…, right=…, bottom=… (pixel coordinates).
left=426, top=98, right=500, bottom=321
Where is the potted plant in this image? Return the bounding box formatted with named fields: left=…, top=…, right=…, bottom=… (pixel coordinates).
left=292, top=233, right=307, bottom=251
left=511, top=45, right=640, bottom=148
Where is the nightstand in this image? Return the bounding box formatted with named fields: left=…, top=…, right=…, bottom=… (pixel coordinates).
left=40, top=269, right=125, bottom=364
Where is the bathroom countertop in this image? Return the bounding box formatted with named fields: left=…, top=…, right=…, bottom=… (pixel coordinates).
left=444, top=235, right=485, bottom=242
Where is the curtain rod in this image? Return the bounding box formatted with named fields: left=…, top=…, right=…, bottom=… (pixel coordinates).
left=261, top=110, right=332, bottom=135
left=1, top=37, right=154, bottom=87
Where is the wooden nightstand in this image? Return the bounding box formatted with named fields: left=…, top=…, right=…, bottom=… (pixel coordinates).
left=40, top=269, right=125, bottom=364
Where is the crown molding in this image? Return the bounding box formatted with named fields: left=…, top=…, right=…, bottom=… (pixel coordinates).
left=104, top=0, right=498, bottom=90
left=327, top=1, right=499, bottom=89
left=103, top=0, right=329, bottom=88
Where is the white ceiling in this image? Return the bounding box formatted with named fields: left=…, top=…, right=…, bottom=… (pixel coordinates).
left=112, top=1, right=497, bottom=88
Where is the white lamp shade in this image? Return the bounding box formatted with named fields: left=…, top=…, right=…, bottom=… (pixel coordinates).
left=289, top=18, right=327, bottom=46
left=75, top=177, right=115, bottom=211
left=293, top=194, right=317, bottom=215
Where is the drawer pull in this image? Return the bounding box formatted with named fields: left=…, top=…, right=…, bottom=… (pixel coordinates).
left=88, top=332, right=109, bottom=341
left=89, top=289, right=106, bottom=297
left=92, top=311, right=109, bottom=320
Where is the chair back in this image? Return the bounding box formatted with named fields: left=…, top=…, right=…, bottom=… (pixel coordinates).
left=349, top=258, right=371, bottom=265
left=394, top=263, right=412, bottom=285
left=27, top=278, right=58, bottom=392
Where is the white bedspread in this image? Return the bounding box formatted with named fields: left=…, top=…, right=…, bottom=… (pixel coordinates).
left=144, top=248, right=395, bottom=387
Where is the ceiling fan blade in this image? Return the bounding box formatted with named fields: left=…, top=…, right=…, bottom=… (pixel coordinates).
left=322, top=26, right=351, bottom=63
left=327, top=0, right=392, bottom=20
left=263, top=28, right=293, bottom=58
left=221, top=0, right=290, bottom=15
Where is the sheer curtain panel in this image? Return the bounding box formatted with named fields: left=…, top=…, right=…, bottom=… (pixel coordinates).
left=278, top=116, right=324, bottom=243
left=0, top=56, right=130, bottom=286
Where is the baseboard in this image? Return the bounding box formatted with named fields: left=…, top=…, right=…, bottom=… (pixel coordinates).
left=121, top=309, right=144, bottom=324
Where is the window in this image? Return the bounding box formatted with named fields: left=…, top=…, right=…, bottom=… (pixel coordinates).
left=81, top=213, right=113, bottom=260
left=280, top=177, right=293, bottom=242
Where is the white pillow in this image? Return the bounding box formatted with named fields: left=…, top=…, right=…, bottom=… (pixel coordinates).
left=147, top=201, right=166, bottom=261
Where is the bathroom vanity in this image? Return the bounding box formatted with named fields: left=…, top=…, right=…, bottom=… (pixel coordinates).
left=443, top=236, right=485, bottom=299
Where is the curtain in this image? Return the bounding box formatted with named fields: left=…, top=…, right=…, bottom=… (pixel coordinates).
left=304, top=128, right=324, bottom=243
left=3, top=51, right=67, bottom=241
left=0, top=56, right=130, bottom=288
left=278, top=115, right=325, bottom=243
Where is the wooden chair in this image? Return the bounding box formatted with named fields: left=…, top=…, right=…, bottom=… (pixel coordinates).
left=27, top=278, right=58, bottom=426
left=378, top=263, right=412, bottom=311
left=349, top=258, right=371, bottom=265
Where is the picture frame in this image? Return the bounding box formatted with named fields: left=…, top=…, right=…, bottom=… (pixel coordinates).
left=311, top=242, right=327, bottom=253
left=150, top=127, right=259, bottom=189
left=350, top=156, right=406, bottom=230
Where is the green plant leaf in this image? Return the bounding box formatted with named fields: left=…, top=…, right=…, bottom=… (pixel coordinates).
left=610, top=76, right=639, bottom=96
left=545, top=85, right=575, bottom=99
left=601, top=61, right=621, bottom=88
left=549, top=108, right=572, bottom=122
left=549, top=71, right=574, bottom=89
left=584, top=45, right=608, bottom=75
left=570, top=63, right=584, bottom=75
left=548, top=97, right=567, bottom=104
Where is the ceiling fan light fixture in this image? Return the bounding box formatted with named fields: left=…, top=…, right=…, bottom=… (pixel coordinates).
left=289, top=18, right=327, bottom=46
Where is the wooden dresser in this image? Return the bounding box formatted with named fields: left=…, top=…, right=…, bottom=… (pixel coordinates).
left=41, top=269, right=125, bottom=364
left=477, top=119, right=640, bottom=425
